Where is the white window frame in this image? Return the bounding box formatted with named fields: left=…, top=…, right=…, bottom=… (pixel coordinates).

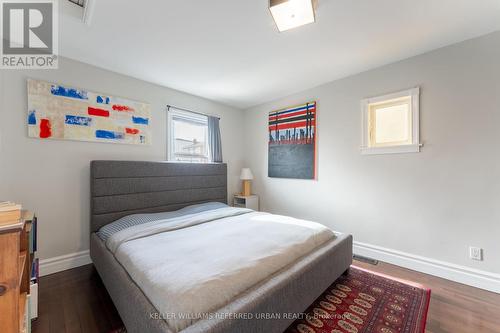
left=167, top=108, right=209, bottom=163
left=361, top=87, right=421, bottom=155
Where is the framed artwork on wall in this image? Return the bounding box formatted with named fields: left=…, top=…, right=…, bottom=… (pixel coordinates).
left=27, top=79, right=151, bottom=145
left=268, top=101, right=317, bottom=179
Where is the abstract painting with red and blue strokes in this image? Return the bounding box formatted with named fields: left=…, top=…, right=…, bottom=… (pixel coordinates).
left=27, top=79, right=151, bottom=145
left=268, top=101, right=317, bottom=179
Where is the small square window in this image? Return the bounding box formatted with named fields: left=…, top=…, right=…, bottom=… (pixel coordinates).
left=370, top=96, right=411, bottom=146
left=361, top=88, right=420, bottom=155
left=167, top=109, right=209, bottom=163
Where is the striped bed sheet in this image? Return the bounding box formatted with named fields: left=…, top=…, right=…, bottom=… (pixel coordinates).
left=97, top=202, right=229, bottom=241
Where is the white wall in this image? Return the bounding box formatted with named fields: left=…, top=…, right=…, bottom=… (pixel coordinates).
left=243, top=32, right=500, bottom=277
left=0, top=57, right=244, bottom=261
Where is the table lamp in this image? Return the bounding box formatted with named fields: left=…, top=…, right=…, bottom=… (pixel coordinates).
left=240, top=168, right=253, bottom=196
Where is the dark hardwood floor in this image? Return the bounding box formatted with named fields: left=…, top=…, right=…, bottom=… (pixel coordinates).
left=32, top=261, right=500, bottom=333
left=32, top=264, right=123, bottom=333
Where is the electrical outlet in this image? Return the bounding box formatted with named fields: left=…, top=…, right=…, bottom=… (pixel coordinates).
left=469, top=246, right=483, bottom=261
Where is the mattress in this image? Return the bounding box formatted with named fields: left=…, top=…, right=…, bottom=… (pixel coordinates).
left=100, top=204, right=336, bottom=332
left=91, top=232, right=353, bottom=333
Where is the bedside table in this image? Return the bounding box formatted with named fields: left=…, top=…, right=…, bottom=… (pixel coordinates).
left=233, top=195, right=259, bottom=211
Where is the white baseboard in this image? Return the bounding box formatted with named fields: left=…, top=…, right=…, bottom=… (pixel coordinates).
left=354, top=241, right=500, bottom=294
left=39, top=250, right=92, bottom=277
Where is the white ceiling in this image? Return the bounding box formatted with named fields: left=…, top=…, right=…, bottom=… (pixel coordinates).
left=60, top=0, right=500, bottom=109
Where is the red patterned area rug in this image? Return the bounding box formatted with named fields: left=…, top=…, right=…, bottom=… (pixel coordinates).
left=285, top=265, right=431, bottom=333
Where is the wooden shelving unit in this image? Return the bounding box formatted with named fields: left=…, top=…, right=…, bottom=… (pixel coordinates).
left=19, top=251, right=27, bottom=286
left=19, top=292, right=27, bottom=333
left=0, top=207, right=36, bottom=333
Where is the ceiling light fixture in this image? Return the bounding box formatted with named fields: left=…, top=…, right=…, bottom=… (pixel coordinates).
left=269, top=0, right=316, bottom=32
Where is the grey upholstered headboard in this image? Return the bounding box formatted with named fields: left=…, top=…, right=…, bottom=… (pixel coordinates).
left=90, top=160, right=227, bottom=232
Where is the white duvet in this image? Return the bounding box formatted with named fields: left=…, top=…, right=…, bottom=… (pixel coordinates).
left=106, top=207, right=334, bottom=332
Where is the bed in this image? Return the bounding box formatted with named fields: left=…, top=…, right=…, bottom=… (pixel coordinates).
left=89, top=160, right=352, bottom=333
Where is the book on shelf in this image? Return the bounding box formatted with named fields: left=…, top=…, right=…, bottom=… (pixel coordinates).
left=0, top=201, right=22, bottom=225
left=29, top=227, right=39, bottom=322
left=0, top=201, right=22, bottom=210
left=29, top=282, right=38, bottom=320
left=31, top=258, right=39, bottom=282
left=22, top=210, right=35, bottom=222
left=33, top=216, right=37, bottom=252
left=28, top=216, right=37, bottom=253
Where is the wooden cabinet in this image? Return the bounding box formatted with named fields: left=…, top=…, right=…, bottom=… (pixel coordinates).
left=0, top=210, right=35, bottom=333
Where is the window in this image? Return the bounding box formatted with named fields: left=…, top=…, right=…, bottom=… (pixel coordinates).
left=167, top=108, right=209, bottom=163
left=361, top=88, right=420, bottom=155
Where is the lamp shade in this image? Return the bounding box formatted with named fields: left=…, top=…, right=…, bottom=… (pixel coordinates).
left=240, top=168, right=254, bottom=180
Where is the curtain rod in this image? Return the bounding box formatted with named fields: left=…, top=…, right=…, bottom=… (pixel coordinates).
left=166, top=104, right=220, bottom=120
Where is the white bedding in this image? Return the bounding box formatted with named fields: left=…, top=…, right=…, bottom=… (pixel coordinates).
left=106, top=207, right=335, bottom=332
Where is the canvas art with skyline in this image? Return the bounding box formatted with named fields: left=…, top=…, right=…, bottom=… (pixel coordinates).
left=268, top=101, right=317, bottom=179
